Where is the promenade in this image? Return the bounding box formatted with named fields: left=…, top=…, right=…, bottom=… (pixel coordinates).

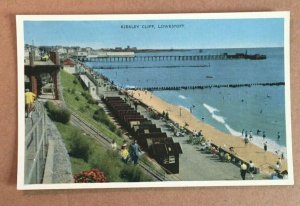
left=128, top=90, right=288, bottom=175
left=92, top=75, right=268, bottom=180
left=135, top=102, right=267, bottom=180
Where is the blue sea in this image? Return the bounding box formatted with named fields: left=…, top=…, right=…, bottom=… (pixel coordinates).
left=86, top=48, right=288, bottom=156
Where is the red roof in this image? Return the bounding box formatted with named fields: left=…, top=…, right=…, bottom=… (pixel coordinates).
left=63, top=59, right=75, bottom=66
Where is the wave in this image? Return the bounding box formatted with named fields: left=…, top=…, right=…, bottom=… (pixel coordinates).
left=225, top=125, right=287, bottom=157
left=203, top=103, right=219, bottom=113
left=124, top=85, right=136, bottom=89
left=178, top=95, right=187, bottom=100
left=203, top=103, right=225, bottom=124
left=203, top=103, right=287, bottom=156
left=225, top=124, right=241, bottom=137
left=212, top=113, right=226, bottom=124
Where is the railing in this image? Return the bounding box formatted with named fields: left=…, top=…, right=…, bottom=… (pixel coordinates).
left=25, top=101, right=48, bottom=184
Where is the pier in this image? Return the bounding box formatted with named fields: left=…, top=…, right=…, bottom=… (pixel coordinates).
left=75, top=52, right=266, bottom=63
left=77, top=54, right=226, bottom=62
left=126, top=82, right=285, bottom=91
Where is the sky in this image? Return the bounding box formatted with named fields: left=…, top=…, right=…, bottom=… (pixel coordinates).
left=24, top=18, right=284, bottom=49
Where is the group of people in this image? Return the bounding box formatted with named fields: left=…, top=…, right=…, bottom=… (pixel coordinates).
left=111, top=139, right=142, bottom=165
left=242, top=129, right=255, bottom=145
left=240, top=160, right=256, bottom=180
left=242, top=129, right=281, bottom=142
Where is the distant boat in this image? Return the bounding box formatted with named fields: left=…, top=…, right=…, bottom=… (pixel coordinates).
left=206, top=75, right=213, bottom=78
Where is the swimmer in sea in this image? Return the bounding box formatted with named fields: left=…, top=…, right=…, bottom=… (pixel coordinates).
left=263, top=131, right=266, bottom=140
left=257, top=129, right=261, bottom=135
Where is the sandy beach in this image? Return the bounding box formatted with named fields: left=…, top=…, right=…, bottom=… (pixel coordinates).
left=128, top=89, right=287, bottom=174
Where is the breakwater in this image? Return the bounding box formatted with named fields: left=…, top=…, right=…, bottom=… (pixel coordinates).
left=125, top=82, right=285, bottom=91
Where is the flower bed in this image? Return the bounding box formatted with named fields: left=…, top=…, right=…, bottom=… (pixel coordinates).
left=74, top=169, right=107, bottom=183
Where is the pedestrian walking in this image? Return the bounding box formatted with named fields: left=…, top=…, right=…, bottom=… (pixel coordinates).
left=25, top=89, right=36, bottom=118
left=240, top=162, right=248, bottom=180
left=120, top=145, right=129, bottom=164
left=130, top=140, right=141, bottom=165
left=249, top=160, right=255, bottom=179
left=244, top=137, right=249, bottom=145
left=264, top=141, right=268, bottom=152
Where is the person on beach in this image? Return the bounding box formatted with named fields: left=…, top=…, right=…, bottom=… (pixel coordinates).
left=240, top=162, right=248, bottom=180
left=281, top=152, right=285, bottom=160
left=130, top=140, right=141, bottom=165
left=249, top=160, right=255, bottom=179
left=263, top=131, right=266, bottom=140
left=249, top=130, right=253, bottom=141
left=244, top=137, right=249, bottom=145
left=224, top=153, right=231, bottom=162
left=277, top=132, right=280, bottom=141
left=242, top=129, right=245, bottom=136
left=275, top=161, right=281, bottom=173
left=25, top=89, right=36, bottom=118
left=264, top=141, right=268, bottom=152
left=229, top=146, right=235, bottom=154
left=245, top=131, right=248, bottom=138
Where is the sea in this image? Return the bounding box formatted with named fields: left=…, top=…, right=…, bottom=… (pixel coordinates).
left=86, top=48, right=288, bottom=157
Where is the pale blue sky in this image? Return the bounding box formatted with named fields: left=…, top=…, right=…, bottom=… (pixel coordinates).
left=24, top=18, right=284, bottom=49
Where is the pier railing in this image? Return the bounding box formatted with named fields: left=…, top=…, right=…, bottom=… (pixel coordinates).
left=25, top=101, right=48, bottom=184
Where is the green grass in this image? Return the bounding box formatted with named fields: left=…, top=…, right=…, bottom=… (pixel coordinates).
left=60, top=70, right=123, bottom=145
left=70, top=157, right=92, bottom=175
left=55, top=122, right=152, bottom=182
left=57, top=72, right=156, bottom=181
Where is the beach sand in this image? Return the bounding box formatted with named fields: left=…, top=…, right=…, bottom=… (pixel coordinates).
left=128, top=90, right=287, bottom=174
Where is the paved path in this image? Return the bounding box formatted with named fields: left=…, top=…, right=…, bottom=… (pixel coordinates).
left=136, top=104, right=267, bottom=181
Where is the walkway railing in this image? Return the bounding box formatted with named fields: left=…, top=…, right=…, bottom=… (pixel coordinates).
left=25, top=101, right=48, bottom=184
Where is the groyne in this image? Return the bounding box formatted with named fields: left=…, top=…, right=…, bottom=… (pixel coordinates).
left=125, top=82, right=285, bottom=91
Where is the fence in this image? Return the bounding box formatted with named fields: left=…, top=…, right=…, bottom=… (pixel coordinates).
left=25, top=101, right=48, bottom=184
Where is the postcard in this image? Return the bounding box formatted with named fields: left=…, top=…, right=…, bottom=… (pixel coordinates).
left=17, top=12, right=293, bottom=190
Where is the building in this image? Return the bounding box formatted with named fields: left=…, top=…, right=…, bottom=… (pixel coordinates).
left=62, top=58, right=77, bottom=74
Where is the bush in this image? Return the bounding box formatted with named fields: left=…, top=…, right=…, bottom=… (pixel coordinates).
left=75, top=96, right=80, bottom=101
left=88, top=98, right=98, bottom=105
left=82, top=91, right=98, bottom=104
left=116, top=129, right=123, bottom=137
left=69, top=131, right=90, bottom=162
left=45, top=101, right=71, bottom=124
left=73, top=79, right=78, bottom=85
left=88, top=149, right=122, bottom=182
left=120, top=165, right=151, bottom=182
left=71, top=88, right=76, bottom=94
left=79, top=106, right=86, bottom=113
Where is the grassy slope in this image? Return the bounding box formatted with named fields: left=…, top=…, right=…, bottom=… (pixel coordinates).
left=60, top=70, right=123, bottom=145
left=58, top=70, right=153, bottom=182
